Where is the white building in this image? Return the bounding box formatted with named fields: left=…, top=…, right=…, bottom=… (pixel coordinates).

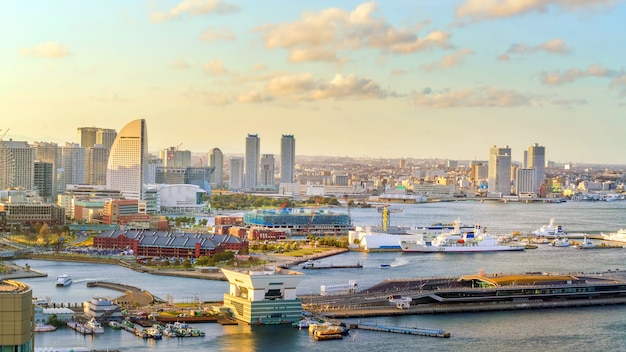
left=488, top=145, right=511, bottom=196
left=0, top=140, right=34, bottom=190
left=106, top=119, right=148, bottom=200
left=209, top=148, right=223, bottom=187
left=229, top=157, right=244, bottom=190
left=245, top=134, right=260, bottom=190
left=156, top=184, right=207, bottom=213
left=280, top=135, right=295, bottom=183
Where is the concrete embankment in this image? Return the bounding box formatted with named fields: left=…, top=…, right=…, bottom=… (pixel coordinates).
left=0, top=264, right=47, bottom=280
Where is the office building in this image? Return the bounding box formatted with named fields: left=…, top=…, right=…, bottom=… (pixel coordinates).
left=0, top=140, right=34, bottom=191
left=33, top=161, right=53, bottom=199
left=159, top=146, right=191, bottom=168
left=209, top=148, right=223, bottom=187
left=32, top=141, right=62, bottom=198
left=86, top=144, right=109, bottom=185
left=488, top=145, right=511, bottom=196
left=78, top=127, right=116, bottom=149
left=259, top=154, right=275, bottom=189
left=516, top=168, right=537, bottom=197
left=229, top=157, right=244, bottom=190
left=0, top=280, right=33, bottom=352
left=527, top=143, right=546, bottom=189
left=106, top=119, right=148, bottom=200
left=280, top=135, right=295, bottom=183
left=96, top=128, right=117, bottom=149
left=245, top=134, right=260, bottom=190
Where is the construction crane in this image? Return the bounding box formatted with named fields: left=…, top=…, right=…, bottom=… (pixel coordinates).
left=0, top=129, right=9, bottom=140
left=306, top=197, right=322, bottom=236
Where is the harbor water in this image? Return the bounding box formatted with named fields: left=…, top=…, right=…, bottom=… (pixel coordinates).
left=11, top=200, right=626, bottom=351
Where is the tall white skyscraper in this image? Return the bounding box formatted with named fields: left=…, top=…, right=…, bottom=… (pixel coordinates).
left=209, top=148, right=223, bottom=187
left=259, top=154, right=275, bottom=188
left=86, top=144, right=109, bottom=185
left=61, top=142, right=86, bottom=186
left=527, top=143, right=546, bottom=189
left=488, top=145, right=511, bottom=196
left=0, top=140, right=34, bottom=190
left=280, top=135, right=295, bottom=183
left=229, top=157, right=244, bottom=190
left=244, top=134, right=260, bottom=190
left=106, top=119, right=148, bottom=200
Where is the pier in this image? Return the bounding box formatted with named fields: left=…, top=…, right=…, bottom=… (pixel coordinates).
left=353, top=322, right=450, bottom=338
left=86, top=281, right=165, bottom=306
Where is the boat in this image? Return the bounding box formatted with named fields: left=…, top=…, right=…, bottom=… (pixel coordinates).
left=602, top=229, right=626, bottom=243
left=56, top=274, right=72, bottom=287
left=532, top=219, right=566, bottom=238
left=379, top=264, right=391, bottom=268
left=34, top=323, right=57, bottom=332
left=400, top=222, right=525, bottom=253
left=573, top=237, right=597, bottom=249
left=550, top=238, right=570, bottom=247
left=312, top=324, right=346, bottom=341
left=85, top=318, right=104, bottom=334
left=108, top=321, right=122, bottom=330
left=67, top=320, right=93, bottom=335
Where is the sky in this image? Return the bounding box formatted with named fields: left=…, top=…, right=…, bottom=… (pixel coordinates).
left=1, top=0, right=625, bottom=165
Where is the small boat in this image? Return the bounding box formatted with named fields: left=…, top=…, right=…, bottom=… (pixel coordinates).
left=574, top=237, right=597, bottom=249
left=379, top=264, right=391, bottom=269
left=108, top=321, right=122, bottom=330
left=56, top=274, right=72, bottom=287
left=550, top=238, right=570, bottom=247
left=34, top=323, right=57, bottom=332
left=84, top=318, right=104, bottom=334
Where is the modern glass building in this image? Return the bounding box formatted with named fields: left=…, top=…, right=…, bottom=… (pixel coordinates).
left=106, top=119, right=148, bottom=200
left=244, top=208, right=351, bottom=236
left=527, top=143, right=546, bottom=189
left=229, top=157, right=244, bottom=190
left=280, top=135, right=295, bottom=183
left=488, top=145, right=511, bottom=196
left=209, top=148, right=223, bottom=187
left=244, top=134, right=260, bottom=190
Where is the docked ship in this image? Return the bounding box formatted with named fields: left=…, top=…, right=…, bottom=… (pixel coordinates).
left=602, top=229, right=626, bottom=243
left=532, top=218, right=566, bottom=237
left=400, top=222, right=525, bottom=253
left=55, top=274, right=72, bottom=287
left=84, top=318, right=104, bottom=334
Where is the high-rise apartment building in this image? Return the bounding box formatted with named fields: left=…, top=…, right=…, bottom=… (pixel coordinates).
left=516, top=168, right=537, bottom=196
left=86, top=144, right=110, bottom=185
left=209, top=148, right=223, bottom=187
left=527, top=143, right=546, bottom=189
left=34, top=161, right=54, bottom=198
left=0, top=140, right=34, bottom=191
left=106, top=119, right=148, bottom=200
left=259, top=154, right=275, bottom=188
left=61, top=142, right=86, bottom=186
left=0, top=280, right=33, bottom=352
left=488, top=145, right=511, bottom=196
left=96, top=128, right=117, bottom=149
left=245, top=134, right=260, bottom=190
left=280, top=135, right=295, bottom=184
left=229, top=157, right=244, bottom=190
left=32, top=141, right=62, bottom=198
left=78, top=127, right=117, bottom=148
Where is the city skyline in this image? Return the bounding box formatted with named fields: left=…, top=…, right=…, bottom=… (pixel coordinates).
left=2, top=1, right=626, bottom=164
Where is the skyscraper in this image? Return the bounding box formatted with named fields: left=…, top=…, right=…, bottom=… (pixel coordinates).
left=209, top=148, right=223, bottom=187
left=32, top=141, right=62, bottom=198
left=78, top=127, right=117, bottom=148
left=86, top=144, right=110, bottom=185
left=34, top=161, right=54, bottom=198
left=159, top=146, right=192, bottom=168
left=259, top=154, right=275, bottom=188
left=229, top=157, right=244, bottom=190
left=61, top=142, right=86, bottom=186
left=96, top=128, right=117, bottom=149
left=0, top=140, right=34, bottom=190
left=280, top=135, right=295, bottom=184
left=106, top=119, right=148, bottom=200
left=527, top=143, right=546, bottom=189
left=245, top=134, right=260, bottom=190
left=488, top=145, right=511, bottom=196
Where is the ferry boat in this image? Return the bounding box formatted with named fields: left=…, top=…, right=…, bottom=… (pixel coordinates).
left=56, top=274, right=72, bottom=287
left=400, top=223, right=525, bottom=253
left=34, top=323, right=57, bottom=332
left=67, top=320, right=93, bottom=335
left=532, top=218, right=566, bottom=238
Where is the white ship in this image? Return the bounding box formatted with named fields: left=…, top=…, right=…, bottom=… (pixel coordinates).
left=532, top=218, right=566, bottom=238
left=56, top=274, right=72, bottom=287
left=400, top=222, right=525, bottom=253
left=602, top=229, right=626, bottom=243
left=320, top=280, right=358, bottom=296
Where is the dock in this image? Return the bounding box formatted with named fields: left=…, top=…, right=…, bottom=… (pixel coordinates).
left=353, top=322, right=450, bottom=338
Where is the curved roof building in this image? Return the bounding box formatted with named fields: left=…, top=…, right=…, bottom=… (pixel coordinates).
left=106, top=119, right=148, bottom=200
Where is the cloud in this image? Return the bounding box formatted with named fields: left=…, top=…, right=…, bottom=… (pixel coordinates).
left=307, top=73, right=389, bottom=100
left=199, top=27, right=236, bottom=42
left=250, top=64, right=268, bottom=71
left=267, top=74, right=316, bottom=96
left=421, top=48, right=474, bottom=71
left=551, top=98, right=588, bottom=108
left=202, top=59, right=229, bottom=75
left=170, top=59, right=191, bottom=69
left=455, top=0, right=617, bottom=22
left=257, top=2, right=451, bottom=63
left=237, top=91, right=274, bottom=103
left=497, top=54, right=510, bottom=61
left=542, top=64, right=618, bottom=84
left=610, top=75, right=626, bottom=96
left=391, top=69, right=408, bottom=76
left=504, top=39, right=573, bottom=57
left=89, top=91, right=128, bottom=103
left=183, top=88, right=232, bottom=105
left=150, top=0, right=239, bottom=23
left=20, top=42, right=70, bottom=58
left=413, top=86, right=534, bottom=108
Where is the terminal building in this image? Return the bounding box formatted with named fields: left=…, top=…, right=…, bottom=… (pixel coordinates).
left=221, top=267, right=303, bottom=325
left=0, top=280, right=33, bottom=352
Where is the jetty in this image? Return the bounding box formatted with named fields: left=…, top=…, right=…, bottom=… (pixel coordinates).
left=353, top=322, right=450, bottom=338
left=86, top=281, right=166, bottom=306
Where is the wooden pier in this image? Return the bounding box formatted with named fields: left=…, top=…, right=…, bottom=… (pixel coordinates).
left=353, top=322, right=450, bottom=338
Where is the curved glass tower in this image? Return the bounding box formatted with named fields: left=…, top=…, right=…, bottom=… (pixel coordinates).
left=106, top=119, right=148, bottom=200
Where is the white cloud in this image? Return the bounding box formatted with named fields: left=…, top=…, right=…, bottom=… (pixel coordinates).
left=504, top=39, right=573, bottom=56
left=542, top=64, right=618, bottom=84
left=308, top=73, right=388, bottom=100
left=237, top=91, right=274, bottom=103
left=199, top=27, right=236, bottom=42
left=183, top=88, right=232, bottom=105
left=151, top=0, right=239, bottom=23
left=20, top=42, right=70, bottom=58
left=413, top=87, right=533, bottom=108
left=202, top=60, right=229, bottom=75
left=610, top=75, right=626, bottom=96
left=421, top=48, right=474, bottom=71
left=257, top=2, right=451, bottom=63
left=456, top=0, right=617, bottom=22
left=267, top=74, right=316, bottom=96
